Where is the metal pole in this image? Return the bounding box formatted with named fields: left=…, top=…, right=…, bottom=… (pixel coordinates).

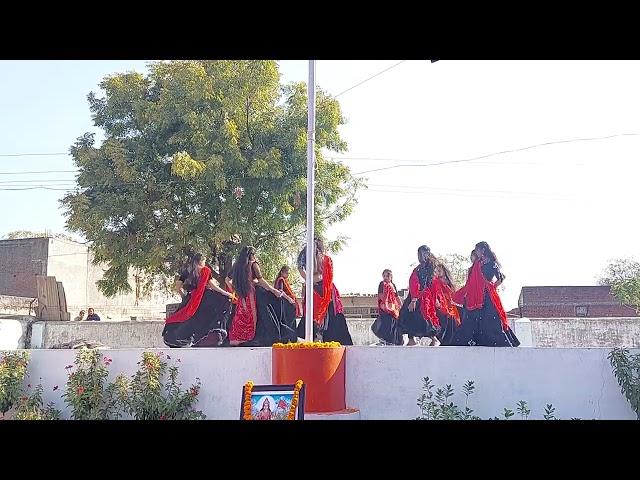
left=305, top=60, right=316, bottom=342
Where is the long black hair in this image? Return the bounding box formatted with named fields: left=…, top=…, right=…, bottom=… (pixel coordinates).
left=297, top=238, right=325, bottom=275
left=475, top=241, right=500, bottom=268
left=182, top=253, right=204, bottom=291
left=416, top=245, right=436, bottom=289
left=436, top=262, right=457, bottom=291
left=231, top=246, right=256, bottom=299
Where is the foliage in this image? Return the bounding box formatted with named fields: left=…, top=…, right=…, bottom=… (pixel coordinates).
left=60, top=60, right=362, bottom=295
left=62, top=349, right=124, bottom=420
left=0, top=351, right=30, bottom=416
left=438, top=253, right=470, bottom=289
left=417, top=376, right=563, bottom=420
left=14, top=384, right=61, bottom=420
left=417, top=377, right=480, bottom=420
left=125, top=352, right=205, bottom=420
left=599, top=258, right=640, bottom=311
left=543, top=404, right=557, bottom=420
left=608, top=348, right=640, bottom=419
left=516, top=400, right=531, bottom=420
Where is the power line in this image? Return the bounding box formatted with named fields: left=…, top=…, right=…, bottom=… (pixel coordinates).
left=352, top=132, right=640, bottom=175
left=334, top=61, right=408, bottom=98
left=0, top=152, right=69, bottom=157
left=366, top=183, right=566, bottom=197
left=0, top=170, right=77, bottom=175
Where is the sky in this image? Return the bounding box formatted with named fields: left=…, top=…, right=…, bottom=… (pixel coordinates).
left=1, top=60, right=639, bottom=309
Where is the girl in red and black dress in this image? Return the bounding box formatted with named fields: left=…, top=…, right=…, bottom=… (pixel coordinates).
left=295, top=238, right=353, bottom=345
left=371, top=269, right=403, bottom=345
left=271, top=266, right=300, bottom=343
left=226, top=246, right=296, bottom=347
left=433, top=262, right=461, bottom=346
left=398, top=245, right=440, bottom=346
left=451, top=242, right=519, bottom=347
left=162, top=253, right=234, bottom=348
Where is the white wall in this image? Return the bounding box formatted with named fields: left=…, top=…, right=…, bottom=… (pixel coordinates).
left=346, top=346, right=637, bottom=420
left=11, top=346, right=638, bottom=420
left=23, top=348, right=272, bottom=420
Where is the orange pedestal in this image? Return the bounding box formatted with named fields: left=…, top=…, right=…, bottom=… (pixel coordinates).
left=272, top=347, right=346, bottom=413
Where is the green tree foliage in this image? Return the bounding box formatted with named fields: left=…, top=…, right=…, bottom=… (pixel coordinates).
left=599, top=258, right=640, bottom=311
left=60, top=61, right=362, bottom=296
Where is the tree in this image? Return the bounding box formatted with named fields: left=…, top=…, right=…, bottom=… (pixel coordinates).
left=61, top=61, right=362, bottom=297
left=438, top=253, right=470, bottom=289
left=599, top=258, right=640, bottom=311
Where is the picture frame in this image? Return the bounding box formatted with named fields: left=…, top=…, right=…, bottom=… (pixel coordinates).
left=240, top=384, right=305, bottom=420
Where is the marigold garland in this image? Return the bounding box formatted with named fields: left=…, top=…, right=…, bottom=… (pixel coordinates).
left=272, top=341, right=341, bottom=349
left=242, top=379, right=303, bottom=420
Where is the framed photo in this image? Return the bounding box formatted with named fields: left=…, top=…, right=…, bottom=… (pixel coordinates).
left=240, top=384, right=305, bottom=420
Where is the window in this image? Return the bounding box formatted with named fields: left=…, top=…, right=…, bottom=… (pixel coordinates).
left=575, top=305, right=588, bottom=317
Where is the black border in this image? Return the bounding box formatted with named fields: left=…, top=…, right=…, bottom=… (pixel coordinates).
left=240, top=384, right=305, bottom=420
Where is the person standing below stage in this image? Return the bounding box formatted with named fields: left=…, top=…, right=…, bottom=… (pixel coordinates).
left=450, top=242, right=520, bottom=347
left=432, top=263, right=461, bottom=346
left=398, top=245, right=440, bottom=346
left=226, top=246, right=296, bottom=347
left=371, top=269, right=403, bottom=345
left=295, top=238, right=353, bottom=345
left=272, top=266, right=300, bottom=343
left=163, top=253, right=234, bottom=348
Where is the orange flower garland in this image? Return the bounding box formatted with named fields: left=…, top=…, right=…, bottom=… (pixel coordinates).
left=272, top=341, right=341, bottom=349
left=242, top=379, right=304, bottom=420
left=243, top=381, right=254, bottom=420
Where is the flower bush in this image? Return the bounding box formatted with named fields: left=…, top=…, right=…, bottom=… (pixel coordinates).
left=125, top=352, right=205, bottom=420
left=0, top=351, right=30, bottom=418
left=62, top=349, right=125, bottom=420
left=15, top=384, right=61, bottom=420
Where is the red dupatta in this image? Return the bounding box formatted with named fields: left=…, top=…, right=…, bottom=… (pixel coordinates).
left=276, top=276, right=302, bottom=317
left=420, top=284, right=440, bottom=328
left=464, top=260, right=509, bottom=330
left=432, top=277, right=461, bottom=326
left=378, top=281, right=402, bottom=320
left=165, top=266, right=211, bottom=324
left=301, top=255, right=334, bottom=325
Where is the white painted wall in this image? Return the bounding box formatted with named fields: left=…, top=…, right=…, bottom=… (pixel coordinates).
left=23, top=348, right=271, bottom=420
left=8, top=347, right=637, bottom=420
left=346, top=346, right=637, bottom=420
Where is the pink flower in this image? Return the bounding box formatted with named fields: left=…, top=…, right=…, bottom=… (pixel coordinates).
left=159, top=415, right=167, bottom=421
left=76, top=386, right=85, bottom=395
left=190, top=387, right=199, bottom=397
left=233, top=186, right=245, bottom=200
left=103, top=357, right=112, bottom=366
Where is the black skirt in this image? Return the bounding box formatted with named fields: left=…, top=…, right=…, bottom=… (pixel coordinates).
left=295, top=281, right=353, bottom=345
left=450, top=292, right=520, bottom=347
left=397, top=296, right=439, bottom=338
left=296, top=305, right=353, bottom=346
left=162, top=289, right=232, bottom=348
left=371, top=312, right=403, bottom=345
left=436, top=308, right=460, bottom=346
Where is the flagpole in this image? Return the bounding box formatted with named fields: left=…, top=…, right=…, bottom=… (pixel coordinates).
left=305, top=60, right=316, bottom=343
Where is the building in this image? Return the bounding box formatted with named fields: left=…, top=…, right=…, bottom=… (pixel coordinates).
left=511, top=285, right=638, bottom=318
left=0, top=237, right=171, bottom=320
